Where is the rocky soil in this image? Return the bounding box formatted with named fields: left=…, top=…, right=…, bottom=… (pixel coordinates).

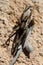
left=0, top=0, right=43, bottom=65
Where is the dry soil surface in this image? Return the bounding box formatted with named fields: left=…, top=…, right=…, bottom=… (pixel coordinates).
left=0, top=0, right=43, bottom=65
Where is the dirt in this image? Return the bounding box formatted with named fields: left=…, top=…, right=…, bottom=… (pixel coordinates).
left=0, top=0, right=43, bottom=65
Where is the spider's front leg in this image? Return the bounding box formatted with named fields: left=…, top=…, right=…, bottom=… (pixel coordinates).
left=1, top=31, right=16, bottom=47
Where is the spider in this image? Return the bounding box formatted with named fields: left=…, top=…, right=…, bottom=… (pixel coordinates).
left=2, top=5, right=34, bottom=65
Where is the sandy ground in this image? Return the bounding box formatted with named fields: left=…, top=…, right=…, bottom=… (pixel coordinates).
left=0, top=0, right=43, bottom=65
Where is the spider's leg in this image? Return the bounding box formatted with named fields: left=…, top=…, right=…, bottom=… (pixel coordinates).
left=11, top=34, right=18, bottom=55
left=9, top=45, right=22, bottom=65
left=5, top=24, right=19, bottom=46
left=2, top=31, right=16, bottom=47
left=11, top=32, right=21, bottom=56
